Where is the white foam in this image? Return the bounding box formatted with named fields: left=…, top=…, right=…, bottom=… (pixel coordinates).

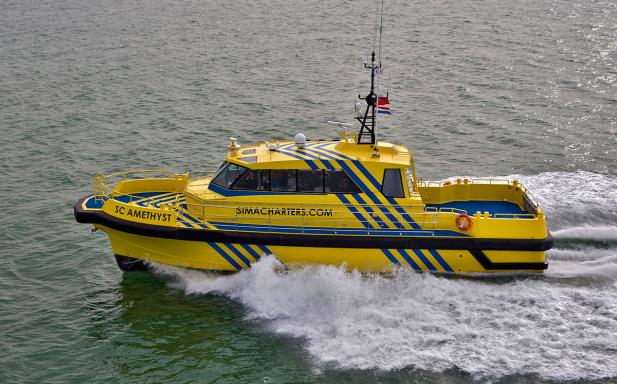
left=548, top=246, right=617, bottom=261
left=513, top=171, right=617, bottom=231
left=548, top=260, right=617, bottom=277
left=551, top=225, right=617, bottom=240
left=148, top=171, right=617, bottom=380
left=547, top=246, right=617, bottom=276
left=151, top=257, right=617, bottom=381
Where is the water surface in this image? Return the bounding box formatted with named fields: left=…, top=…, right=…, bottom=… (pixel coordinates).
left=1, top=0, right=616, bottom=382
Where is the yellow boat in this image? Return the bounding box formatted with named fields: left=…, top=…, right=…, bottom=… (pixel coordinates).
left=75, top=138, right=551, bottom=273
left=74, top=20, right=552, bottom=274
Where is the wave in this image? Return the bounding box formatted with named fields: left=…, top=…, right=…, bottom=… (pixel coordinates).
left=149, top=257, right=617, bottom=381
left=512, top=171, right=617, bottom=231
left=551, top=225, right=617, bottom=241
left=148, top=171, right=617, bottom=381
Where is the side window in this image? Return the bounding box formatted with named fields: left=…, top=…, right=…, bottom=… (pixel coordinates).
left=271, top=170, right=297, bottom=192
left=382, top=169, right=404, bottom=198
left=211, top=163, right=247, bottom=189
left=325, top=170, right=360, bottom=193
left=232, top=169, right=270, bottom=191
left=298, top=170, right=324, bottom=193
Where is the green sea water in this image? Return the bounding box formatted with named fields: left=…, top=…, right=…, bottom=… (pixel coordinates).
left=1, top=0, right=616, bottom=383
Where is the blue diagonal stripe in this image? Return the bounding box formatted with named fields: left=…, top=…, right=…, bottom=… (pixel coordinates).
left=257, top=244, right=271, bottom=255
left=428, top=249, right=453, bottom=272
left=241, top=244, right=261, bottom=261
left=335, top=160, right=402, bottom=229
left=176, top=217, right=192, bottom=228
left=311, top=143, right=421, bottom=229
left=153, top=194, right=181, bottom=206
left=412, top=249, right=437, bottom=271
left=337, top=194, right=371, bottom=228
left=178, top=210, right=209, bottom=229
left=272, top=149, right=319, bottom=170
left=396, top=249, right=421, bottom=271
left=304, top=160, right=319, bottom=170
left=295, top=148, right=324, bottom=161
left=381, top=249, right=401, bottom=265
left=208, top=242, right=242, bottom=271
left=224, top=243, right=252, bottom=268
left=387, top=199, right=421, bottom=229
left=350, top=193, right=388, bottom=229
left=320, top=159, right=336, bottom=170
left=278, top=142, right=296, bottom=149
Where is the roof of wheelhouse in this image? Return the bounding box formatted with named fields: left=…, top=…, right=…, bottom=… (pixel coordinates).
left=226, top=140, right=411, bottom=170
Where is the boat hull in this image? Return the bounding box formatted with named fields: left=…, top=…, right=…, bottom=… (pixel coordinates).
left=96, top=224, right=547, bottom=273
left=76, top=196, right=550, bottom=273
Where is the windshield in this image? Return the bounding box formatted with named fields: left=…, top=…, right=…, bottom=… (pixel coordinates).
left=211, top=162, right=248, bottom=189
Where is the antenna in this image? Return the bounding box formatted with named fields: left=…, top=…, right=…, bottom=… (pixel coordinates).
left=356, top=0, right=385, bottom=145
left=327, top=121, right=354, bottom=129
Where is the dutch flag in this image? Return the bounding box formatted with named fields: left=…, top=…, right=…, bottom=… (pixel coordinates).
left=376, top=94, right=391, bottom=115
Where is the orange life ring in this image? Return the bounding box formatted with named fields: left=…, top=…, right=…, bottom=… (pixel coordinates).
left=455, top=214, right=473, bottom=231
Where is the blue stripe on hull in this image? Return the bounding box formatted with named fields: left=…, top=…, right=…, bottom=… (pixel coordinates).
left=397, top=249, right=421, bottom=271
left=208, top=242, right=242, bottom=271
left=224, top=243, right=252, bottom=268
left=338, top=194, right=372, bottom=229
left=428, top=249, right=453, bottom=272
left=241, top=244, right=261, bottom=260
left=381, top=249, right=401, bottom=265
left=412, top=249, right=437, bottom=271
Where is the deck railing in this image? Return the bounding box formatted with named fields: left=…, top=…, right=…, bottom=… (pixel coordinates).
left=92, top=169, right=184, bottom=206
left=417, top=177, right=543, bottom=217
left=177, top=199, right=442, bottom=235
left=91, top=171, right=541, bottom=234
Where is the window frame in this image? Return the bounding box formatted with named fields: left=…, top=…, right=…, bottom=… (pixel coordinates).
left=324, top=169, right=361, bottom=194
left=297, top=169, right=326, bottom=194
left=381, top=168, right=405, bottom=198
left=270, top=169, right=298, bottom=192
left=210, top=164, right=362, bottom=194
left=211, top=162, right=249, bottom=189
left=230, top=168, right=270, bottom=191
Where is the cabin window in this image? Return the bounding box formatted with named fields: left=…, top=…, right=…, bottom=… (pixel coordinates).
left=382, top=169, right=404, bottom=198
left=325, top=170, right=360, bottom=193
left=212, top=161, right=229, bottom=178
left=211, top=162, right=248, bottom=189
left=298, top=170, right=324, bottom=193
left=212, top=165, right=361, bottom=194
left=232, top=169, right=270, bottom=191
left=271, top=170, right=297, bottom=192
left=239, top=156, right=257, bottom=163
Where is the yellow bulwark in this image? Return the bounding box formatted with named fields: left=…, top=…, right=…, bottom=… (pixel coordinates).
left=75, top=137, right=552, bottom=274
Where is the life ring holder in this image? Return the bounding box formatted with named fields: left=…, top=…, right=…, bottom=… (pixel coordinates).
left=455, top=213, right=473, bottom=232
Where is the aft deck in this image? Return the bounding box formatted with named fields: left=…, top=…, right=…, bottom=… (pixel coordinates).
left=426, top=200, right=530, bottom=217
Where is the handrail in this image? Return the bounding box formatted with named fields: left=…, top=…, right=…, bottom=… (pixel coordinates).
left=92, top=169, right=187, bottom=206
left=93, top=171, right=541, bottom=234
left=493, top=213, right=537, bottom=219
left=175, top=207, right=440, bottom=235
left=103, top=189, right=539, bottom=220
left=417, top=177, right=513, bottom=187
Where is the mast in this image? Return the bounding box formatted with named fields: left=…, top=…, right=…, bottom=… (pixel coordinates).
left=357, top=0, right=385, bottom=145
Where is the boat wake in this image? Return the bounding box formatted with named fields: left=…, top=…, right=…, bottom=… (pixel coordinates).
left=149, top=171, right=617, bottom=381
